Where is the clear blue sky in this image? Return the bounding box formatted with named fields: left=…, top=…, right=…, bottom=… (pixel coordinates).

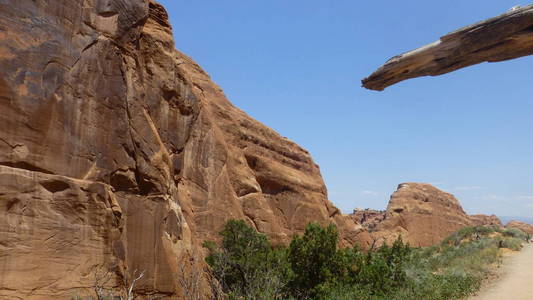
left=159, top=1, right=533, bottom=219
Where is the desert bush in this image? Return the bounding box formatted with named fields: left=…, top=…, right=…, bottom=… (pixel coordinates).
left=502, top=228, right=527, bottom=240
left=500, top=237, right=524, bottom=250
left=442, top=226, right=498, bottom=246
left=287, top=223, right=346, bottom=298
left=203, top=222, right=521, bottom=300
left=203, top=220, right=290, bottom=300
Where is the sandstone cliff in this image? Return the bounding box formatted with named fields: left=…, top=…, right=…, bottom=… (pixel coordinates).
left=0, top=1, right=369, bottom=299
left=368, top=183, right=473, bottom=247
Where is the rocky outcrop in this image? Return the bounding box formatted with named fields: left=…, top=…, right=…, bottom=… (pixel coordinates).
left=506, top=221, right=533, bottom=235
left=362, top=5, right=533, bottom=90
left=350, top=209, right=385, bottom=232
left=0, top=1, right=369, bottom=299
left=360, top=4, right=533, bottom=245
left=369, top=183, right=473, bottom=247
left=469, top=214, right=503, bottom=228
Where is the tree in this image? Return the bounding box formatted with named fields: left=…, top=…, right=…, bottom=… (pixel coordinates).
left=203, top=219, right=289, bottom=299
left=287, top=223, right=340, bottom=298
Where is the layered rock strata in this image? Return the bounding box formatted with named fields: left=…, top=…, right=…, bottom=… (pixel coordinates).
left=0, top=1, right=369, bottom=299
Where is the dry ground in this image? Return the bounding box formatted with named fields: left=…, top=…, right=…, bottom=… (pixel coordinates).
left=470, top=243, right=533, bottom=300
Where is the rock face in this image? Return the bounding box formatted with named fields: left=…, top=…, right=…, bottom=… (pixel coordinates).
left=350, top=209, right=385, bottom=232
left=506, top=221, right=533, bottom=235
left=362, top=5, right=533, bottom=90
left=0, top=1, right=369, bottom=299
left=370, top=183, right=473, bottom=247
left=469, top=214, right=503, bottom=228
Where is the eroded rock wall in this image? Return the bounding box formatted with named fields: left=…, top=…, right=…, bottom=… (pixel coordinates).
left=370, top=183, right=473, bottom=247
left=0, top=1, right=369, bottom=298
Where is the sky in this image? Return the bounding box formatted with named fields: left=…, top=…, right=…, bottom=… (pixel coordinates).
left=158, top=1, right=533, bottom=219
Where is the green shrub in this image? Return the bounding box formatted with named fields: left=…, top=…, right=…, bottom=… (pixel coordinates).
left=203, top=222, right=517, bottom=300
left=442, top=226, right=498, bottom=246
left=500, top=237, right=523, bottom=250
left=287, top=223, right=348, bottom=298
left=502, top=228, right=527, bottom=240
left=203, top=220, right=290, bottom=300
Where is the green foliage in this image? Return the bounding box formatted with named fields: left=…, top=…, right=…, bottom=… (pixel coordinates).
left=502, top=228, right=527, bottom=240
left=500, top=237, right=524, bottom=251
left=287, top=223, right=342, bottom=298
left=204, top=221, right=521, bottom=300
left=203, top=220, right=290, bottom=300
left=442, top=225, right=497, bottom=246
left=343, top=236, right=410, bottom=298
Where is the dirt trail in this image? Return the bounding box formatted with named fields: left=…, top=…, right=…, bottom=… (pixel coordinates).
left=470, top=243, right=533, bottom=300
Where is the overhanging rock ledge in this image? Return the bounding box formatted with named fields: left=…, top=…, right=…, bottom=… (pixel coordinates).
left=362, top=5, right=533, bottom=91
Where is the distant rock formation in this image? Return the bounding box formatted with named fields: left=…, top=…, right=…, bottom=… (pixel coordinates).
left=368, top=183, right=473, bottom=247
left=0, top=1, right=370, bottom=299
left=362, top=5, right=533, bottom=90
left=353, top=186, right=510, bottom=247
left=506, top=220, right=533, bottom=234
left=469, top=214, right=504, bottom=227
left=350, top=209, right=385, bottom=231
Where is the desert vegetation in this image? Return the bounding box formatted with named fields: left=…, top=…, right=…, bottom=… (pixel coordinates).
left=202, top=220, right=526, bottom=300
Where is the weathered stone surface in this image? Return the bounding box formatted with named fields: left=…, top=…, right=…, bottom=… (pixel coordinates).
left=350, top=208, right=385, bottom=232
left=0, top=1, right=369, bottom=298
left=506, top=220, right=533, bottom=235
left=362, top=5, right=533, bottom=90
left=469, top=214, right=503, bottom=228
left=370, top=183, right=473, bottom=247
left=0, top=165, right=122, bottom=299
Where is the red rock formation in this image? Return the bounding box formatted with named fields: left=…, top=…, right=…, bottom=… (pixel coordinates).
left=370, top=183, right=473, bottom=247
left=469, top=214, right=503, bottom=228
left=363, top=5, right=533, bottom=90
left=0, top=1, right=369, bottom=299
left=350, top=209, right=385, bottom=231
left=506, top=221, right=533, bottom=235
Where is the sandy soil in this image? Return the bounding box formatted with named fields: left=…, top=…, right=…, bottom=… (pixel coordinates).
left=470, top=243, right=533, bottom=300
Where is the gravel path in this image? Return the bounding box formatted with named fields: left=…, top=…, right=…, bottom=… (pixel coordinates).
left=470, top=243, right=533, bottom=300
